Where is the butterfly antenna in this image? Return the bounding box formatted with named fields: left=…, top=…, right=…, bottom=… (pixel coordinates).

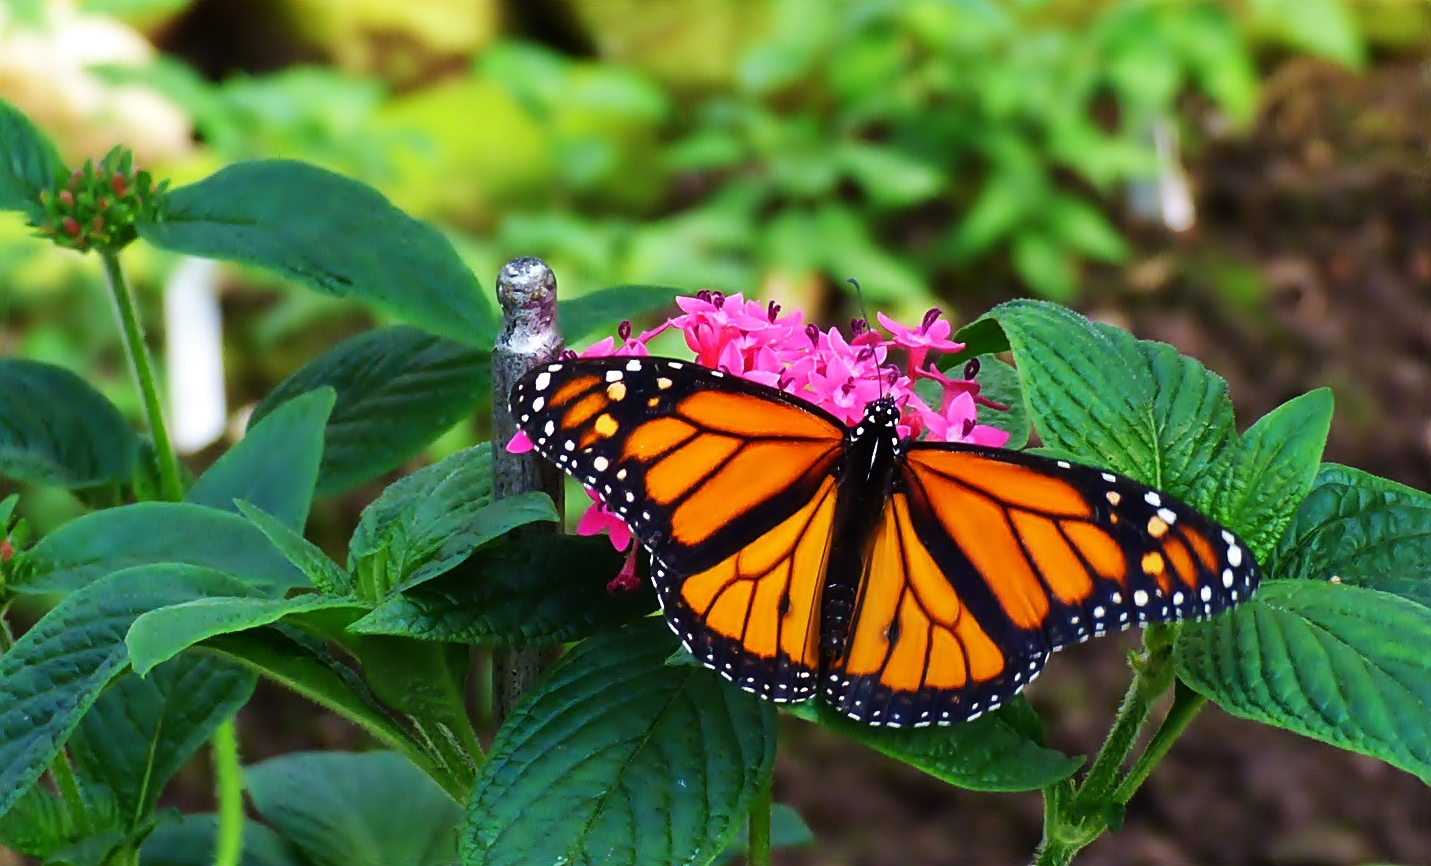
left=846, top=277, right=888, bottom=401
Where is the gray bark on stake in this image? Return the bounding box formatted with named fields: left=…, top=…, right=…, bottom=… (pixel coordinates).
left=489, top=256, right=566, bottom=725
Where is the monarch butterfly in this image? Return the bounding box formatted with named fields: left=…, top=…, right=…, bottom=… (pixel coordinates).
left=509, top=354, right=1260, bottom=728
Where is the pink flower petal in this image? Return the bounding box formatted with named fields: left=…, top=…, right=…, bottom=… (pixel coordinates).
left=506, top=431, right=534, bottom=454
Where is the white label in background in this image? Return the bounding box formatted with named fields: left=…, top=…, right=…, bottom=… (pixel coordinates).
left=164, top=257, right=227, bottom=454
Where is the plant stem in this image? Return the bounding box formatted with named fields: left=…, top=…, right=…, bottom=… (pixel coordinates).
left=100, top=250, right=183, bottom=503
left=1112, top=681, right=1206, bottom=805
left=212, top=720, right=244, bottom=866
left=1070, top=627, right=1176, bottom=813
left=747, top=775, right=773, bottom=866
left=489, top=257, right=565, bottom=727
left=102, top=251, right=243, bottom=866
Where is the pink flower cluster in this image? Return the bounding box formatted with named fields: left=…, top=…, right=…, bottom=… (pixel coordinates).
left=508, top=292, right=1012, bottom=590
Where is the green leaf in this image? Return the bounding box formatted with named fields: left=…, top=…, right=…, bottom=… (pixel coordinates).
left=0, top=782, right=70, bottom=859
left=349, top=444, right=557, bottom=595
left=186, top=387, right=334, bottom=530
left=236, top=501, right=351, bottom=595
left=348, top=535, right=656, bottom=643
left=968, top=300, right=1235, bottom=500
left=0, top=565, right=252, bottom=817
left=784, top=700, right=1080, bottom=792
left=139, top=815, right=307, bottom=866
left=1177, top=580, right=1431, bottom=783
left=247, top=751, right=462, bottom=866
left=127, top=595, right=368, bottom=676
left=69, top=655, right=255, bottom=826
left=1011, top=231, right=1077, bottom=301
left=1268, top=463, right=1431, bottom=608
left=136, top=159, right=495, bottom=347
left=838, top=141, right=945, bottom=207
left=349, top=638, right=480, bottom=772
left=463, top=619, right=776, bottom=866
left=250, top=326, right=489, bottom=496
left=972, top=354, right=1030, bottom=450
left=0, top=97, right=64, bottom=221
left=1045, top=194, right=1129, bottom=263
left=1135, top=339, right=1237, bottom=513
left=713, top=804, right=813, bottom=865
left=10, top=502, right=307, bottom=595
left=0, top=359, right=139, bottom=489
left=199, top=628, right=430, bottom=773
left=1213, top=388, right=1334, bottom=560
left=559, top=285, right=678, bottom=345
left=1248, top=0, right=1366, bottom=68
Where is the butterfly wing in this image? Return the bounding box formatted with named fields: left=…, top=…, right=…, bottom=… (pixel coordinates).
left=823, top=444, right=1261, bottom=727
left=509, top=356, right=847, bottom=699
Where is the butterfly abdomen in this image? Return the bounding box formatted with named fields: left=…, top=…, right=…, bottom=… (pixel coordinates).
left=820, top=400, right=903, bottom=661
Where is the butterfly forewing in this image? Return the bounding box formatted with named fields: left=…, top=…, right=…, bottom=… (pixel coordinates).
left=509, top=356, right=845, bottom=571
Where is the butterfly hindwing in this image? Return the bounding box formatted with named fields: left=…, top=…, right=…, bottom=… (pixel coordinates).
left=822, top=487, right=1049, bottom=727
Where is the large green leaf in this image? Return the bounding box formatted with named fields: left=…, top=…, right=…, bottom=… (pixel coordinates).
left=0, top=359, right=139, bottom=489
left=127, top=594, right=369, bottom=676
left=9, top=502, right=306, bottom=595
left=348, top=535, right=655, bottom=643
left=0, top=779, right=71, bottom=859
left=199, top=628, right=430, bottom=775
left=136, top=159, right=495, bottom=347
left=462, top=619, right=776, bottom=866
left=186, top=387, right=334, bottom=530
left=250, top=326, right=489, bottom=495
left=69, top=655, right=255, bottom=827
left=0, top=97, right=64, bottom=221
left=0, top=565, right=252, bottom=817
left=558, top=285, right=678, bottom=345
left=348, top=444, right=556, bottom=596
left=784, top=699, right=1081, bottom=793
left=1212, top=388, right=1333, bottom=560
left=237, top=501, right=351, bottom=595
left=140, top=815, right=307, bottom=866
left=1177, top=580, right=1431, bottom=783
left=963, top=301, right=1236, bottom=498
left=349, top=638, right=480, bottom=775
left=1269, top=464, right=1431, bottom=607
left=247, top=751, right=462, bottom=866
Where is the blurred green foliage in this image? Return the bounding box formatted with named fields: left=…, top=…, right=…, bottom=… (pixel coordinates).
left=0, top=0, right=1396, bottom=433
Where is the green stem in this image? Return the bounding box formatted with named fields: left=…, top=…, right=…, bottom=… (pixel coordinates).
left=100, top=250, right=182, bottom=503
left=747, top=774, right=773, bottom=866
left=212, top=720, right=244, bottom=866
left=51, top=751, right=91, bottom=837
left=1070, top=628, right=1176, bottom=813
left=102, top=251, right=242, bottom=866
left=1113, top=682, right=1206, bottom=805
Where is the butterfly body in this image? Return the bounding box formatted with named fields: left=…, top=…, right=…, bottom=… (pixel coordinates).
left=509, top=355, right=1261, bottom=727
left=821, top=397, right=902, bottom=662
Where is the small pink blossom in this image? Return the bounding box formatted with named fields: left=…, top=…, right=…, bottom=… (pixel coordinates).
left=507, top=430, right=535, bottom=454
left=575, top=488, right=633, bottom=552
left=877, top=309, right=962, bottom=374
left=607, top=549, right=642, bottom=592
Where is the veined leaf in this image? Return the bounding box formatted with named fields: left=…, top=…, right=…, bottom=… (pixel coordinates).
left=137, top=159, right=495, bottom=346
left=1269, top=463, right=1431, bottom=608
left=1177, top=580, right=1431, bottom=784
left=250, top=326, right=489, bottom=496
left=462, top=619, right=776, bottom=866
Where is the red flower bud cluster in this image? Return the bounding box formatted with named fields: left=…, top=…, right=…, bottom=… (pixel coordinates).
left=32, top=145, right=166, bottom=253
